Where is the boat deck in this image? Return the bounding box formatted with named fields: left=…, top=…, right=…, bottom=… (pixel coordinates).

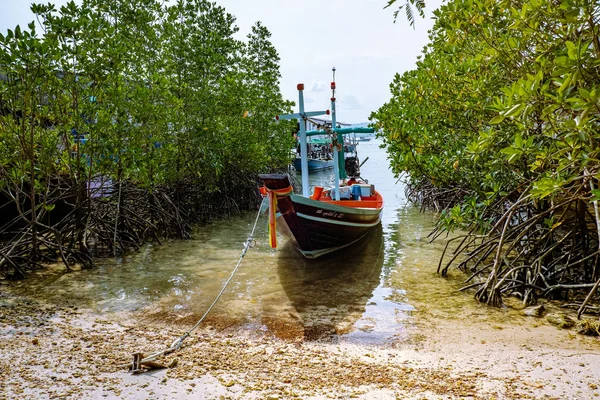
left=315, top=191, right=383, bottom=209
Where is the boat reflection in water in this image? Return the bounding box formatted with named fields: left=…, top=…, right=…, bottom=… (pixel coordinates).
left=266, top=225, right=384, bottom=342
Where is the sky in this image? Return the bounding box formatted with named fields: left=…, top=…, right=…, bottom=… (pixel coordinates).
left=0, top=0, right=443, bottom=124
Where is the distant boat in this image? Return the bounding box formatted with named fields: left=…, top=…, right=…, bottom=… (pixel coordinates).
left=260, top=69, right=383, bottom=258
left=292, top=138, right=334, bottom=172
left=292, top=157, right=334, bottom=172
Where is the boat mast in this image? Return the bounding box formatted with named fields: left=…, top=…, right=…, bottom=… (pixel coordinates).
left=332, top=68, right=347, bottom=181
left=297, top=84, right=310, bottom=196
left=330, top=68, right=341, bottom=201
left=276, top=85, right=329, bottom=197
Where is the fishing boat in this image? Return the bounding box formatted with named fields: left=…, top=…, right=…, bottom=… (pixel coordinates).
left=292, top=138, right=334, bottom=172
left=260, top=68, right=383, bottom=258
left=292, top=156, right=334, bottom=172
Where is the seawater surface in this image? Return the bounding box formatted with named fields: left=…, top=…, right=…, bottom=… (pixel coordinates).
left=7, top=138, right=530, bottom=345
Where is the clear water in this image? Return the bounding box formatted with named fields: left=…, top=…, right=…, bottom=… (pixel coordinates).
left=6, top=139, right=525, bottom=344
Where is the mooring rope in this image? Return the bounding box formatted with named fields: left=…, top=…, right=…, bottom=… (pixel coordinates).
left=130, top=196, right=266, bottom=368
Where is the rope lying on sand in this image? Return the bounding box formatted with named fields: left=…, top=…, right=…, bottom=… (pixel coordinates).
left=127, top=197, right=267, bottom=372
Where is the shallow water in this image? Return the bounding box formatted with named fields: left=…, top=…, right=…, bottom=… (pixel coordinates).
left=7, top=139, right=531, bottom=345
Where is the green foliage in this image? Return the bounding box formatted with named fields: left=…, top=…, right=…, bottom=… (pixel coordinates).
left=374, top=0, right=600, bottom=231
left=384, top=0, right=426, bottom=28
left=1, top=0, right=291, bottom=196
left=0, top=0, right=292, bottom=272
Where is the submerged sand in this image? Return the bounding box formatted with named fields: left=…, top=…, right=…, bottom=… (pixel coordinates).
left=1, top=292, right=599, bottom=400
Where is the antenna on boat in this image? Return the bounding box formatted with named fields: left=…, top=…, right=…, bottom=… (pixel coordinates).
left=331, top=67, right=336, bottom=98
left=330, top=67, right=342, bottom=201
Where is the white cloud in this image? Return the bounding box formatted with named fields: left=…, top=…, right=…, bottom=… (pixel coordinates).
left=339, top=95, right=362, bottom=111
left=308, top=80, right=328, bottom=92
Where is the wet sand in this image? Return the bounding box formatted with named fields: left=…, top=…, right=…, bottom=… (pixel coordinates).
left=1, top=292, right=599, bottom=400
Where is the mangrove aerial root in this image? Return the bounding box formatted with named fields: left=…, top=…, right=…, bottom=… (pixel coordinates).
left=409, top=179, right=600, bottom=315
left=0, top=169, right=268, bottom=278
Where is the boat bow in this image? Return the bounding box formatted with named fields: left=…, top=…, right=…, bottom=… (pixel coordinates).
left=259, top=174, right=383, bottom=258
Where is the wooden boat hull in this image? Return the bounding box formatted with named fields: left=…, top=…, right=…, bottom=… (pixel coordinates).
left=293, top=157, right=334, bottom=172
left=259, top=174, right=383, bottom=258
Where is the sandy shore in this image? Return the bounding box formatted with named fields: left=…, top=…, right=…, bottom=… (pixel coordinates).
left=1, top=291, right=599, bottom=400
